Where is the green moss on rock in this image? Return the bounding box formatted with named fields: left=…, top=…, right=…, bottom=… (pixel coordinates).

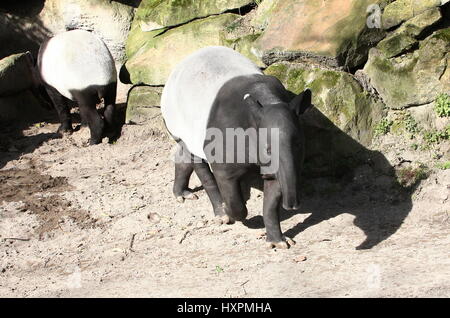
left=125, top=86, right=166, bottom=134
left=134, top=0, right=254, bottom=30
left=125, top=13, right=240, bottom=85
left=382, top=0, right=441, bottom=29
left=377, top=7, right=442, bottom=58
left=364, top=28, right=449, bottom=109
left=0, top=52, right=35, bottom=96
left=265, top=62, right=384, bottom=146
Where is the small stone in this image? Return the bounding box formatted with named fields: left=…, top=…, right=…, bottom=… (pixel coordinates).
left=294, top=255, right=307, bottom=263
left=147, top=212, right=161, bottom=223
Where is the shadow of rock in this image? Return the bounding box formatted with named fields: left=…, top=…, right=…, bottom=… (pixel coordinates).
left=111, top=0, right=142, bottom=8
left=0, top=1, right=51, bottom=59
left=241, top=107, right=413, bottom=250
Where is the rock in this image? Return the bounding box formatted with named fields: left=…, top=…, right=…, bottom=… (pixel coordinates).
left=377, top=7, right=442, bottom=58
left=0, top=2, right=51, bottom=59
left=147, top=212, right=161, bottom=223
left=265, top=62, right=384, bottom=145
left=255, top=0, right=386, bottom=70
left=125, top=85, right=166, bottom=135
left=39, top=0, right=135, bottom=64
left=125, top=13, right=240, bottom=85
left=294, top=255, right=307, bottom=263
left=249, top=0, right=279, bottom=32
left=134, top=0, right=254, bottom=31
left=408, top=102, right=450, bottom=131
left=265, top=62, right=384, bottom=176
left=125, top=85, right=162, bottom=125
left=364, top=28, right=450, bottom=109
left=382, top=0, right=442, bottom=30
left=0, top=52, right=36, bottom=96
left=0, top=90, right=50, bottom=122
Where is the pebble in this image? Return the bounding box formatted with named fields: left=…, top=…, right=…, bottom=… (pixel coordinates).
left=294, top=255, right=307, bottom=263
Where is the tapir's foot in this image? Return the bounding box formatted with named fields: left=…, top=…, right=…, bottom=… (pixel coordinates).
left=175, top=190, right=198, bottom=203
left=88, top=137, right=102, bottom=145
left=57, top=124, right=73, bottom=134
left=267, top=236, right=296, bottom=249
left=214, top=214, right=235, bottom=225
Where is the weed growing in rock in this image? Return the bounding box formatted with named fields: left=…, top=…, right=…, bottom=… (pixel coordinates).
left=396, top=164, right=429, bottom=189
left=404, top=113, right=419, bottom=134
left=423, top=125, right=450, bottom=144
left=436, top=161, right=450, bottom=170
left=435, top=93, right=450, bottom=117
left=374, top=118, right=393, bottom=136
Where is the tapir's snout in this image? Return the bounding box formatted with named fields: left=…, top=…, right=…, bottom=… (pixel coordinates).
left=278, top=156, right=301, bottom=211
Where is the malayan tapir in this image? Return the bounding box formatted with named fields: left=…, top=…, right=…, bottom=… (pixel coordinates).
left=37, top=29, right=117, bottom=145
left=161, top=46, right=312, bottom=248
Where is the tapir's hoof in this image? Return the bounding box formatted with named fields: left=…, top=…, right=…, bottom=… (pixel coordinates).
left=57, top=125, right=73, bottom=134
left=88, top=138, right=102, bottom=146
left=214, top=214, right=235, bottom=225
left=267, top=236, right=295, bottom=249
left=176, top=190, right=198, bottom=203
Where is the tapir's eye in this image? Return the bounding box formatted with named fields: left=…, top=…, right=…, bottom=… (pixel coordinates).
left=265, top=145, right=272, bottom=155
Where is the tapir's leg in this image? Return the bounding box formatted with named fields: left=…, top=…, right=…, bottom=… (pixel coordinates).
left=102, top=82, right=117, bottom=132
left=45, top=85, right=72, bottom=133
left=173, top=142, right=198, bottom=202
left=214, top=175, right=248, bottom=222
left=263, top=179, right=295, bottom=249
left=73, top=90, right=104, bottom=145
left=192, top=162, right=227, bottom=220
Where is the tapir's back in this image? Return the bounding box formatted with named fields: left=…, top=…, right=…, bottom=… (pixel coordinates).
left=161, top=46, right=262, bottom=159
left=39, top=29, right=116, bottom=100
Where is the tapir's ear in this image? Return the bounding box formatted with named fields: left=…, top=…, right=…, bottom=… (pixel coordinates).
left=290, top=89, right=312, bottom=116
left=243, top=94, right=263, bottom=126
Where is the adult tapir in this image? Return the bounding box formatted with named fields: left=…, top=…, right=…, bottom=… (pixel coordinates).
left=161, top=46, right=312, bottom=248
left=37, top=29, right=117, bottom=145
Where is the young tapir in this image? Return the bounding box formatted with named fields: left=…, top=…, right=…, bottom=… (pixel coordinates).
left=37, top=29, right=117, bottom=144
left=161, top=46, right=311, bottom=248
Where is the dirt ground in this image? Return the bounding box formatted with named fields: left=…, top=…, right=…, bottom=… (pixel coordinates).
left=0, top=114, right=449, bottom=298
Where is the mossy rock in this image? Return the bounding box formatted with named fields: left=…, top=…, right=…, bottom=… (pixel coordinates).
left=134, top=0, right=254, bottom=31
left=265, top=62, right=384, bottom=145
left=364, top=28, right=450, bottom=109
left=125, top=13, right=241, bottom=85
left=382, top=0, right=442, bottom=29
left=377, top=7, right=442, bottom=58
left=255, top=0, right=386, bottom=70
left=0, top=52, right=35, bottom=96
left=125, top=85, right=163, bottom=125
left=249, top=0, right=279, bottom=31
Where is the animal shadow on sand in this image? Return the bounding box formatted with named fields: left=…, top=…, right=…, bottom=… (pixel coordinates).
left=240, top=107, right=413, bottom=250
left=0, top=101, right=127, bottom=169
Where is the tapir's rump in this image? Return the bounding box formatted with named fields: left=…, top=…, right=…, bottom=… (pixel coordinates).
left=39, top=29, right=116, bottom=100
left=161, top=46, right=262, bottom=159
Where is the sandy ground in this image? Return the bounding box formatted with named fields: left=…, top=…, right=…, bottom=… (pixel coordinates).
left=0, top=117, right=449, bottom=298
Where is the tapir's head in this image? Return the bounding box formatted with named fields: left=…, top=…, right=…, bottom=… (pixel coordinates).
left=245, top=89, right=312, bottom=211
